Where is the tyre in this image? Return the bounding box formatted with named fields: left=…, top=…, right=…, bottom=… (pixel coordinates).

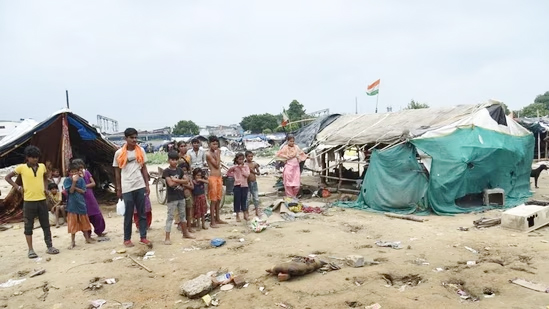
left=156, top=178, right=168, bottom=205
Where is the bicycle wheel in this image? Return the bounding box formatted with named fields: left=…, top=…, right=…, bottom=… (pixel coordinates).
left=156, top=178, right=168, bottom=205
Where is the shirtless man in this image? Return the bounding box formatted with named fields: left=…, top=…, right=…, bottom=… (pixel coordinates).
left=206, top=136, right=227, bottom=227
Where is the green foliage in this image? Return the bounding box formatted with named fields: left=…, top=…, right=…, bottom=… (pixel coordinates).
left=240, top=113, right=278, bottom=133
left=262, top=128, right=272, bottom=134
left=147, top=152, right=168, bottom=165
left=517, top=91, right=549, bottom=117
left=534, top=91, right=549, bottom=106
left=405, top=100, right=430, bottom=110
left=287, top=100, right=307, bottom=121
left=173, top=120, right=199, bottom=135
left=518, top=102, right=549, bottom=118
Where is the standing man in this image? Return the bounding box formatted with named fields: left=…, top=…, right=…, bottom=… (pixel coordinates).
left=113, top=128, right=151, bottom=247
left=188, top=138, right=207, bottom=170
left=5, top=146, right=60, bottom=258
left=206, top=136, right=227, bottom=227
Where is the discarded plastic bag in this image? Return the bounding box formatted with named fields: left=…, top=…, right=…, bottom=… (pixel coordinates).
left=211, top=238, right=226, bottom=247
left=116, top=199, right=125, bottom=216
left=250, top=217, right=268, bottom=233
left=375, top=240, right=403, bottom=249
left=0, top=278, right=26, bottom=288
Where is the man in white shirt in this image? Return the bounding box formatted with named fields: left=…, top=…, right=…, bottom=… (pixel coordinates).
left=188, top=138, right=207, bottom=170
left=113, top=128, right=151, bottom=248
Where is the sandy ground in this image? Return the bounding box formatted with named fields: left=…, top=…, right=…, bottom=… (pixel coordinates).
left=1, top=159, right=549, bottom=309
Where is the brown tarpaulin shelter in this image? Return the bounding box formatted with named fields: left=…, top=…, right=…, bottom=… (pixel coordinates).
left=0, top=109, right=117, bottom=223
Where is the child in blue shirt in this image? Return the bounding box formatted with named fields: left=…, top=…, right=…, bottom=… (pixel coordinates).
left=64, top=163, right=96, bottom=249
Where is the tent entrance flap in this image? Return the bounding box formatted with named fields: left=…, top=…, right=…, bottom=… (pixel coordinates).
left=338, top=143, right=429, bottom=214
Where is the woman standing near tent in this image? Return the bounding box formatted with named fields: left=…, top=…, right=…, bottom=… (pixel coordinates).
left=276, top=135, right=308, bottom=198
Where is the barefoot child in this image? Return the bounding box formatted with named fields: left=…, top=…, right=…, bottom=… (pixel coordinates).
left=226, top=153, right=250, bottom=222
left=175, top=141, right=192, bottom=228
left=47, top=183, right=66, bottom=228
left=192, top=168, right=208, bottom=230
left=245, top=151, right=261, bottom=217
left=206, top=136, right=226, bottom=227
left=5, top=146, right=60, bottom=258
left=163, top=151, right=195, bottom=244
left=73, top=159, right=107, bottom=237
left=64, top=163, right=96, bottom=249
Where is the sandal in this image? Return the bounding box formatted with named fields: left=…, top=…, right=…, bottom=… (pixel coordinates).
left=28, top=249, right=38, bottom=259
left=46, top=247, right=60, bottom=255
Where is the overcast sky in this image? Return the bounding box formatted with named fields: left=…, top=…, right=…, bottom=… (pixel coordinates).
left=1, top=1, right=548, bottom=131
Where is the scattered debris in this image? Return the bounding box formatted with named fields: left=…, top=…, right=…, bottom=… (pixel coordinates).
left=85, top=278, right=103, bottom=291
left=202, top=294, right=212, bottom=306
left=509, top=278, right=549, bottom=293
left=250, top=217, right=268, bottom=233
left=464, top=246, right=478, bottom=254
left=143, top=251, right=155, bottom=260
left=128, top=255, right=153, bottom=273
left=0, top=278, right=26, bottom=288
left=458, top=227, right=469, bottom=231
left=375, top=241, right=403, bottom=250
left=319, top=262, right=341, bottom=272
left=29, top=269, right=46, bottom=278
left=364, top=303, right=381, bottom=309
left=381, top=274, right=423, bottom=287
left=384, top=213, right=426, bottom=222
left=38, top=281, right=57, bottom=301
left=345, top=300, right=363, bottom=308
left=182, top=246, right=202, bottom=252
left=232, top=275, right=246, bottom=287
left=266, top=256, right=325, bottom=281
left=412, top=258, right=429, bottom=266
left=434, top=267, right=445, bottom=272
left=211, top=238, right=226, bottom=247
left=89, top=299, right=107, bottom=309
left=220, top=284, right=234, bottom=291
left=180, top=272, right=215, bottom=298
left=473, top=217, right=501, bottom=228
left=346, top=255, right=365, bottom=268
left=104, top=278, right=117, bottom=284
left=467, top=261, right=477, bottom=266
left=442, top=280, right=479, bottom=302
left=0, top=224, right=13, bottom=231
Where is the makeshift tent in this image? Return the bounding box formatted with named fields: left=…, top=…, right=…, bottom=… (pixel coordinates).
left=0, top=109, right=117, bottom=222
left=326, top=103, right=534, bottom=215
left=293, top=114, right=341, bottom=151
left=515, top=117, right=549, bottom=159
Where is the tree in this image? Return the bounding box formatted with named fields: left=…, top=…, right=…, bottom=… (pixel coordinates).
left=262, top=128, right=272, bottom=134
left=240, top=113, right=278, bottom=133
left=534, top=91, right=549, bottom=107
left=405, top=100, right=429, bottom=109
left=518, top=102, right=549, bottom=118
left=173, top=120, right=199, bottom=135
left=287, top=100, right=307, bottom=121
left=516, top=91, right=549, bottom=117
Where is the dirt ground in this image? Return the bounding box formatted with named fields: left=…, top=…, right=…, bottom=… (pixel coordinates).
left=1, top=158, right=549, bottom=309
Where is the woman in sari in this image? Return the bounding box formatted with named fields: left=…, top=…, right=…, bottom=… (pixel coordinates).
left=276, top=135, right=308, bottom=197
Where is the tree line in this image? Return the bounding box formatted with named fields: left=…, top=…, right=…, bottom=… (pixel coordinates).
left=170, top=90, right=549, bottom=135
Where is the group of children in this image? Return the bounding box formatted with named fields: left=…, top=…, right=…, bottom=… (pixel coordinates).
left=161, top=144, right=261, bottom=245
left=7, top=132, right=263, bottom=257
left=5, top=146, right=107, bottom=257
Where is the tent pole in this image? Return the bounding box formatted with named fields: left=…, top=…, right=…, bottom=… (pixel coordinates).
left=66, top=90, right=70, bottom=109
left=538, top=132, right=541, bottom=161
left=543, top=133, right=547, bottom=159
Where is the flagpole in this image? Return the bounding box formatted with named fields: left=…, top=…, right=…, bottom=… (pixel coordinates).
left=375, top=84, right=380, bottom=113
left=355, top=97, right=358, bottom=114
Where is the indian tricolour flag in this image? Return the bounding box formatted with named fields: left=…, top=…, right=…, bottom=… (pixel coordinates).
left=366, top=79, right=380, bottom=96
left=281, top=109, right=289, bottom=127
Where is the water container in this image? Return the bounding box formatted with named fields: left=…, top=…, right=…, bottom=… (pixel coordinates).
left=224, top=176, right=235, bottom=195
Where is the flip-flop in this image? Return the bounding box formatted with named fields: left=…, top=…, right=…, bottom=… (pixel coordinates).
left=46, top=247, right=60, bottom=255
left=28, top=250, right=38, bottom=259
